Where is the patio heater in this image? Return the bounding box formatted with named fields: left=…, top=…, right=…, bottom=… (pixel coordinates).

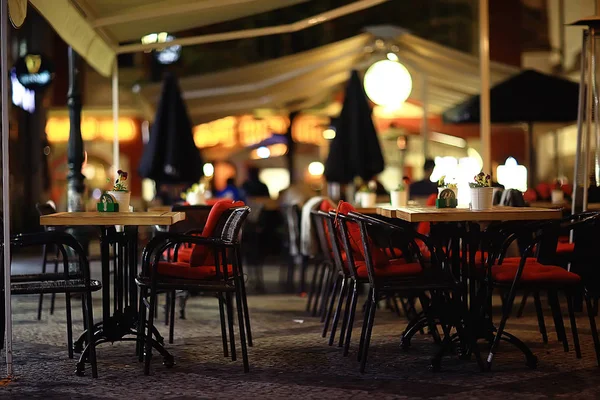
left=570, top=16, right=600, bottom=214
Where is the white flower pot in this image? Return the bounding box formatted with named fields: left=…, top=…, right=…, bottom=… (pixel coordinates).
left=108, top=191, right=131, bottom=212
left=470, top=187, right=494, bottom=210
left=551, top=189, right=564, bottom=204
left=187, top=190, right=205, bottom=205
left=390, top=190, right=407, bottom=208
left=360, top=193, right=377, bottom=208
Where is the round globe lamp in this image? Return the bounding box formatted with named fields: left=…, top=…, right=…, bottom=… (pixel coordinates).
left=363, top=60, right=412, bottom=109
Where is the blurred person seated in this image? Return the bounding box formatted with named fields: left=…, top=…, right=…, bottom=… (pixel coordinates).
left=216, top=178, right=246, bottom=202
left=242, top=166, right=270, bottom=198
left=409, top=158, right=437, bottom=200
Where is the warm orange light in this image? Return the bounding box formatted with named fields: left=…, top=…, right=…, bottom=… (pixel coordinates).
left=46, top=117, right=137, bottom=142
left=193, top=116, right=236, bottom=148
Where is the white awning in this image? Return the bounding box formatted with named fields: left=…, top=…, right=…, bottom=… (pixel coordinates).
left=137, top=31, right=520, bottom=124
left=28, top=0, right=387, bottom=77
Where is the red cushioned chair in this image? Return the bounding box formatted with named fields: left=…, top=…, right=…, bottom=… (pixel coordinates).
left=334, top=209, right=483, bottom=372
left=156, top=200, right=250, bottom=348
left=136, top=206, right=251, bottom=375
left=483, top=213, right=600, bottom=370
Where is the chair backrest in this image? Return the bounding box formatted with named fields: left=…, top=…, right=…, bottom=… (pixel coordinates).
left=310, top=210, right=332, bottom=263
left=220, top=207, right=251, bottom=243
left=169, top=204, right=213, bottom=234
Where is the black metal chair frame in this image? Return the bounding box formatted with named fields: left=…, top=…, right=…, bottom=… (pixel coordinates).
left=136, top=207, right=251, bottom=375
left=4, top=231, right=100, bottom=377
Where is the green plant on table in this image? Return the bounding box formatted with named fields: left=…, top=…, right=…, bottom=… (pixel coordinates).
left=469, top=172, right=491, bottom=188
left=108, top=170, right=129, bottom=191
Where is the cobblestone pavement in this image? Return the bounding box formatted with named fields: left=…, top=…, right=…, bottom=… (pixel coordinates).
left=1, top=263, right=600, bottom=398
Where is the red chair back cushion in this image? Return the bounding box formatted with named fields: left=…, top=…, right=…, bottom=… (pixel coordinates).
left=189, top=199, right=245, bottom=266
left=337, top=202, right=388, bottom=267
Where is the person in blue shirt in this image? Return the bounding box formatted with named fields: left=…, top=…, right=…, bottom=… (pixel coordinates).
left=217, top=178, right=246, bottom=202
left=409, top=158, right=437, bottom=198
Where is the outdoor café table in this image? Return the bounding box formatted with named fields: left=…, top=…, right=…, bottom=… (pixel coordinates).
left=39, top=211, right=185, bottom=375
left=376, top=205, right=562, bottom=368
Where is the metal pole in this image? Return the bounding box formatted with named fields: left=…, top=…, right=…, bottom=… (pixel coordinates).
left=479, top=0, right=492, bottom=173
left=67, top=47, right=86, bottom=213
left=572, top=32, right=588, bottom=216
left=1, top=0, right=13, bottom=377
left=583, top=28, right=595, bottom=211
left=420, top=74, right=429, bottom=159
left=112, top=62, right=120, bottom=171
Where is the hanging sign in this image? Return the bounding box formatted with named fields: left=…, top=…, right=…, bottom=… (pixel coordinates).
left=14, top=54, right=54, bottom=91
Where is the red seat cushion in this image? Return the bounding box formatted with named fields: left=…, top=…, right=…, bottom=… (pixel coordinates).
left=556, top=242, right=575, bottom=254
left=338, top=202, right=388, bottom=267
left=491, top=263, right=581, bottom=284
left=158, top=261, right=233, bottom=280
left=163, top=247, right=193, bottom=263
left=355, top=258, right=421, bottom=278
left=499, top=257, right=539, bottom=265
left=189, top=200, right=245, bottom=266
left=384, top=247, right=403, bottom=258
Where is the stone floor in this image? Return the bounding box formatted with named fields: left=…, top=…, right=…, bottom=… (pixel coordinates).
left=1, top=259, right=600, bottom=399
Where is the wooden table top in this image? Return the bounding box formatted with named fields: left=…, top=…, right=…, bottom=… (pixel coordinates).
left=40, top=211, right=186, bottom=226
left=377, top=206, right=562, bottom=223
left=355, top=203, right=392, bottom=214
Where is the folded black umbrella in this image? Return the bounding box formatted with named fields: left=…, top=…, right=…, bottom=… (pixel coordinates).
left=139, top=73, right=204, bottom=184
left=442, top=69, right=579, bottom=124
left=325, top=70, right=384, bottom=183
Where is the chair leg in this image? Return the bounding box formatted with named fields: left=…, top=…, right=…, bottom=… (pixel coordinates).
left=585, top=295, right=600, bottom=366
left=144, top=284, right=158, bottom=375
left=218, top=293, right=229, bottom=358
left=566, top=293, right=582, bottom=358
left=235, top=277, right=250, bottom=373
left=137, top=287, right=148, bottom=361
left=343, top=283, right=359, bottom=357
left=311, top=263, right=327, bottom=316
left=299, top=255, right=308, bottom=294
left=319, top=268, right=333, bottom=321
left=328, top=277, right=347, bottom=346
left=168, top=290, right=176, bottom=344
left=50, top=246, right=60, bottom=315
left=65, top=292, right=74, bottom=359
left=235, top=252, right=253, bottom=347
left=549, top=290, right=569, bottom=352
left=84, top=291, right=98, bottom=378
left=532, top=291, right=548, bottom=344
left=226, top=291, right=237, bottom=362
left=338, top=279, right=354, bottom=347
left=306, top=261, right=320, bottom=313
left=321, top=275, right=340, bottom=338
left=486, top=283, right=519, bottom=370
left=38, top=244, right=48, bottom=320
left=357, top=287, right=373, bottom=362
left=360, top=291, right=378, bottom=373
left=164, top=292, right=170, bottom=326
left=516, top=292, right=529, bottom=318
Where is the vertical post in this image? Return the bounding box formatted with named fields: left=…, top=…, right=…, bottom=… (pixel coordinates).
left=1, top=0, right=13, bottom=377
left=420, top=74, right=429, bottom=160
left=479, top=0, right=492, bottom=173
left=66, top=47, right=85, bottom=212
left=286, top=111, right=298, bottom=185
left=572, top=31, right=588, bottom=216
left=112, top=61, right=119, bottom=172
left=583, top=28, right=595, bottom=211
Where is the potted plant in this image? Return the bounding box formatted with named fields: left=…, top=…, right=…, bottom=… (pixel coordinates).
left=390, top=176, right=410, bottom=208
left=469, top=172, right=493, bottom=210
left=182, top=182, right=206, bottom=205
left=107, top=170, right=130, bottom=212
left=357, top=181, right=377, bottom=208
left=437, top=175, right=458, bottom=198
left=551, top=179, right=564, bottom=204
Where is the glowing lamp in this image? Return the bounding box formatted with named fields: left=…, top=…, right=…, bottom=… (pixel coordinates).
left=203, top=163, right=214, bottom=177
left=497, top=157, right=527, bottom=192
left=363, top=60, right=412, bottom=109
left=308, top=162, right=325, bottom=176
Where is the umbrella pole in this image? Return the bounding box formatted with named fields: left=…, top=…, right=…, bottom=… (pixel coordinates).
left=479, top=0, right=492, bottom=173
left=112, top=62, right=120, bottom=171
left=1, top=0, right=13, bottom=377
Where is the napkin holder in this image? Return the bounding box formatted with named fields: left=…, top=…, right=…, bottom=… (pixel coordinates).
left=436, top=188, right=458, bottom=209
left=97, top=193, right=119, bottom=212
